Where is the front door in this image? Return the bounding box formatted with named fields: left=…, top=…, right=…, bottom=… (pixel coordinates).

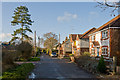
left=97, top=48, right=99, bottom=56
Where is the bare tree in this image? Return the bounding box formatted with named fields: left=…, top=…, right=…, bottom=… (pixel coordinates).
left=43, top=32, right=58, bottom=53
left=40, top=38, right=44, bottom=46
left=96, top=0, right=120, bottom=16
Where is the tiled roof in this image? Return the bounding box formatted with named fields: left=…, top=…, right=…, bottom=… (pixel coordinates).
left=69, top=28, right=96, bottom=40
left=93, top=41, right=100, bottom=46
left=78, top=34, right=83, bottom=39
left=110, top=18, right=120, bottom=27
left=80, top=28, right=96, bottom=39
left=70, top=34, right=82, bottom=41
left=91, top=14, right=120, bottom=34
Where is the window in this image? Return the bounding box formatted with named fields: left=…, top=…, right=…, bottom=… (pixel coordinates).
left=91, top=35, right=95, bottom=41
left=106, top=31, right=108, bottom=38
left=102, top=30, right=108, bottom=39
left=102, top=31, right=105, bottom=38
left=102, top=47, right=108, bottom=55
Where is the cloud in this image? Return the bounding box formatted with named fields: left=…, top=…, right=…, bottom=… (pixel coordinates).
left=89, top=11, right=98, bottom=15
left=0, top=33, right=12, bottom=41
left=0, top=33, right=34, bottom=42
left=57, top=12, right=78, bottom=22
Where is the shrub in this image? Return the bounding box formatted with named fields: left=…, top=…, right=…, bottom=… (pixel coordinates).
left=15, top=58, right=27, bottom=62
left=28, top=57, right=40, bottom=61
left=16, top=41, right=33, bottom=59
left=64, top=57, right=70, bottom=59
left=75, top=56, right=99, bottom=73
left=69, top=54, right=74, bottom=56
left=2, top=52, right=15, bottom=65
left=15, top=57, right=40, bottom=62
left=2, top=63, right=34, bottom=79
left=76, top=56, right=91, bottom=65
left=2, top=50, right=18, bottom=72
left=97, top=56, right=107, bottom=73
left=36, top=54, right=41, bottom=57
left=83, top=52, right=90, bottom=56
left=36, top=48, right=41, bottom=57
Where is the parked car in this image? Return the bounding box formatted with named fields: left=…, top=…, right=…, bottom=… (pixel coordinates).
left=51, top=52, right=57, bottom=57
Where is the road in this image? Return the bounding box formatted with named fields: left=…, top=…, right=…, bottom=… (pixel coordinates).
left=29, top=54, right=96, bottom=79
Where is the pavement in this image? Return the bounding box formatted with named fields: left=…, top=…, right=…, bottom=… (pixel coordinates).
left=29, top=54, right=96, bottom=80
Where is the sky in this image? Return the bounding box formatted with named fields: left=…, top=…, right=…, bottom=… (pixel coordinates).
left=1, top=1, right=118, bottom=44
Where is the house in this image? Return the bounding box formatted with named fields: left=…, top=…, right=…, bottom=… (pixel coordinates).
left=56, top=43, right=63, bottom=55
left=69, top=34, right=83, bottom=56
left=61, top=37, right=72, bottom=57
left=89, top=15, right=120, bottom=65
left=74, top=28, right=96, bottom=56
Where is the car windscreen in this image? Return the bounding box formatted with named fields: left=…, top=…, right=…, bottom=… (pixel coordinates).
left=52, top=53, right=56, bottom=55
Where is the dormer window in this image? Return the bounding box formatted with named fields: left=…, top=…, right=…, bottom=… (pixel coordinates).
left=102, top=30, right=108, bottom=39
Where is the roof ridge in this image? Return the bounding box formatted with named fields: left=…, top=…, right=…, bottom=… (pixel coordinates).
left=90, top=14, right=120, bottom=34
left=80, top=27, right=96, bottom=38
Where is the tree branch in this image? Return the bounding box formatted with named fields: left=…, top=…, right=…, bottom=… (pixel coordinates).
left=95, top=0, right=120, bottom=16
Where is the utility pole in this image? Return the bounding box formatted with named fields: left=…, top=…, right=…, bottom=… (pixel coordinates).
left=58, top=33, right=60, bottom=58
left=34, top=31, right=36, bottom=56
left=38, top=36, right=40, bottom=48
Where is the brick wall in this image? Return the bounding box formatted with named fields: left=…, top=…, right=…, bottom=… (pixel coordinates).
left=110, top=28, right=120, bottom=65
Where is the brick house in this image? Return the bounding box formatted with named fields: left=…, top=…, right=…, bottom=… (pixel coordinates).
left=56, top=43, right=63, bottom=55
left=89, top=15, right=120, bottom=65
left=69, top=34, right=83, bottom=56
left=75, top=28, right=96, bottom=56
left=61, top=37, right=72, bottom=57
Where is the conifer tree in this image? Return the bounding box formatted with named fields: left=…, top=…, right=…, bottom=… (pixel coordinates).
left=97, top=56, right=107, bottom=73
left=10, top=6, right=34, bottom=42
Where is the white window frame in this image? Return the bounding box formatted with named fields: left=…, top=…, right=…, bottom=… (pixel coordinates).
left=102, top=47, right=108, bottom=55
left=91, top=48, right=95, bottom=55
left=102, top=30, right=108, bottom=39
left=91, top=35, right=95, bottom=41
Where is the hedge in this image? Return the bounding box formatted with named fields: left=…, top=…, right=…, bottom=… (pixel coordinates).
left=2, top=63, right=34, bottom=80
left=16, top=57, right=40, bottom=62
left=28, top=57, right=40, bottom=61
